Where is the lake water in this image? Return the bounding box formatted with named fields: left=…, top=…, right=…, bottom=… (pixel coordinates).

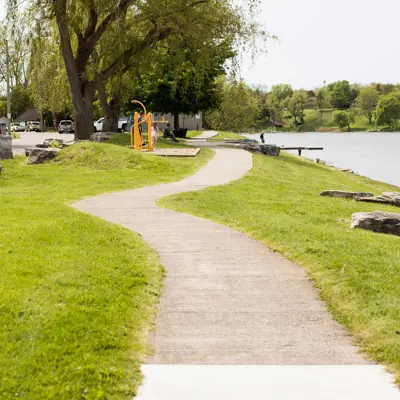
left=248, top=132, right=400, bottom=187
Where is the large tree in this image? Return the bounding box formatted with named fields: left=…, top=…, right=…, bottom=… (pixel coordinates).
left=265, top=84, right=293, bottom=123
left=315, top=87, right=328, bottom=126
left=205, top=78, right=260, bottom=133
left=126, top=37, right=233, bottom=129
left=375, top=92, right=400, bottom=130
left=11, top=0, right=263, bottom=139
left=333, top=109, right=355, bottom=131
left=327, top=80, right=358, bottom=109
left=287, top=91, right=307, bottom=126
left=96, top=1, right=263, bottom=132
left=356, top=87, right=379, bottom=125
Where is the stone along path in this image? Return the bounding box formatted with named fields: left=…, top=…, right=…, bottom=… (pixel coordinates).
left=74, top=145, right=400, bottom=399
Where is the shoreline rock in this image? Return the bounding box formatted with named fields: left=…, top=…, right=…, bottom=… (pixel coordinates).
left=90, top=132, right=120, bottom=142
left=26, top=148, right=60, bottom=165
left=356, top=192, right=400, bottom=208
left=320, top=190, right=374, bottom=199
left=351, top=211, right=400, bottom=236
left=222, top=140, right=280, bottom=156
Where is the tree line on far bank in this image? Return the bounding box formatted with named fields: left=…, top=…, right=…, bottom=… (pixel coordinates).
left=205, top=80, right=400, bottom=133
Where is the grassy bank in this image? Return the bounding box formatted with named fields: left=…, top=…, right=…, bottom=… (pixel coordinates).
left=0, top=142, right=213, bottom=399
left=160, top=152, right=400, bottom=383
left=209, top=131, right=244, bottom=141
left=186, top=131, right=243, bottom=140
left=264, top=109, right=387, bottom=132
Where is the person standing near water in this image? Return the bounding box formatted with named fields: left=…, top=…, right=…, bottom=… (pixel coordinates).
left=260, top=133, right=265, bottom=143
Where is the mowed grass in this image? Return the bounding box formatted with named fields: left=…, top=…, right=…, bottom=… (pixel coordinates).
left=303, top=109, right=383, bottom=131
left=160, top=152, right=400, bottom=383
left=186, top=131, right=243, bottom=140
left=210, top=131, right=244, bottom=141
left=0, top=142, right=213, bottom=399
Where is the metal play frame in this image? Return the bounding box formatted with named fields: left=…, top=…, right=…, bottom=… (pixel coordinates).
left=130, top=100, right=167, bottom=152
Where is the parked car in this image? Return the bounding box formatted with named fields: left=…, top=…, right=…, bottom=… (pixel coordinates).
left=93, top=117, right=128, bottom=132
left=59, top=120, right=75, bottom=133
left=14, top=123, right=26, bottom=132
left=27, top=121, right=41, bottom=132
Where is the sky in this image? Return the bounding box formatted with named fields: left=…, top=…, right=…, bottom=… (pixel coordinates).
left=1, top=0, right=398, bottom=90
left=240, top=0, right=400, bottom=89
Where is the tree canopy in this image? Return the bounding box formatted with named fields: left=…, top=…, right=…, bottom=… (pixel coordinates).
left=327, top=80, right=358, bottom=109
left=7, top=0, right=265, bottom=139
left=205, top=78, right=260, bottom=133
left=375, top=92, right=400, bottom=130
left=357, top=87, right=380, bottom=125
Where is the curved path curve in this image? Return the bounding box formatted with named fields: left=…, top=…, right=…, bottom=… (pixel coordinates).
left=73, top=144, right=400, bottom=399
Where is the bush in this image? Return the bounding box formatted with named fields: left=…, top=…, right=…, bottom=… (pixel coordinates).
left=333, top=109, right=355, bottom=131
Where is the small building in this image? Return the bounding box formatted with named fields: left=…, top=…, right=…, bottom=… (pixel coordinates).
left=141, top=113, right=203, bottom=131
left=15, top=108, right=40, bottom=127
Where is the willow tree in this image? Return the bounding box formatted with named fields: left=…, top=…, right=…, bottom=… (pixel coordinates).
left=29, top=33, right=72, bottom=128
left=96, top=0, right=264, bottom=132
left=8, top=0, right=265, bottom=139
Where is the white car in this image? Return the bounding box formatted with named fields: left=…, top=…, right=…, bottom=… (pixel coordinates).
left=59, top=120, right=75, bottom=133
left=94, top=117, right=128, bottom=132
left=27, top=121, right=41, bottom=132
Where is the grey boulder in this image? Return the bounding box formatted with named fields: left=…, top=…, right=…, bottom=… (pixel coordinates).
left=351, top=211, right=400, bottom=236
left=90, top=132, right=118, bottom=142
left=320, top=190, right=374, bottom=199
left=26, top=148, right=60, bottom=165
left=356, top=192, right=400, bottom=207
left=260, top=144, right=281, bottom=156
left=0, top=135, right=13, bottom=159
left=243, top=142, right=262, bottom=153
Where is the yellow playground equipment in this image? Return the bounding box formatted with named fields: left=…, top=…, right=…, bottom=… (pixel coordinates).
left=130, top=100, right=167, bottom=152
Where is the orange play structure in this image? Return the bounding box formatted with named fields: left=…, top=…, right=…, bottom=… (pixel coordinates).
left=130, top=100, right=167, bottom=152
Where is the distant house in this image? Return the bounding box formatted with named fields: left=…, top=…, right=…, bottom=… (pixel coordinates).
left=15, top=108, right=40, bottom=126
left=141, top=113, right=204, bottom=131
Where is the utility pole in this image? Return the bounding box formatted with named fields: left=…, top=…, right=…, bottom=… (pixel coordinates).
left=6, top=39, right=11, bottom=136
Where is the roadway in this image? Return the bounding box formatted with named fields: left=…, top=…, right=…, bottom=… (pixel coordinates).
left=12, top=131, right=75, bottom=156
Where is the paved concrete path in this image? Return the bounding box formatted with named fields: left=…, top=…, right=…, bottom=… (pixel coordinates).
left=73, top=143, right=400, bottom=399
left=194, top=130, right=218, bottom=139
left=12, top=131, right=74, bottom=155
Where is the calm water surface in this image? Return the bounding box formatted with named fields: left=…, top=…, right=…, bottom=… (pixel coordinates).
left=248, top=132, right=400, bottom=187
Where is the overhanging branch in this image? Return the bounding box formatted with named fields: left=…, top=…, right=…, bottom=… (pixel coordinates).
left=94, top=26, right=172, bottom=88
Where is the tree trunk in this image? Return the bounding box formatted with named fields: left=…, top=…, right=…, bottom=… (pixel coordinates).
left=52, top=111, right=58, bottom=130
left=73, top=86, right=95, bottom=140
left=174, top=113, right=180, bottom=129
left=99, top=85, right=121, bottom=132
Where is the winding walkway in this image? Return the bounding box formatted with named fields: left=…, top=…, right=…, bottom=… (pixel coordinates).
left=73, top=143, right=400, bottom=399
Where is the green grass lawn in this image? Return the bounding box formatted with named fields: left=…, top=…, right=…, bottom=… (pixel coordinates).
left=186, top=130, right=204, bottom=138
left=110, top=132, right=196, bottom=148
left=303, top=109, right=384, bottom=132
left=209, top=131, right=244, bottom=141
left=160, top=153, right=400, bottom=383
left=185, top=130, right=243, bottom=140
left=0, top=142, right=213, bottom=399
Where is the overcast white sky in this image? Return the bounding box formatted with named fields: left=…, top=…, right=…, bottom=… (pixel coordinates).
left=241, top=0, right=399, bottom=89
left=1, top=0, right=398, bottom=90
